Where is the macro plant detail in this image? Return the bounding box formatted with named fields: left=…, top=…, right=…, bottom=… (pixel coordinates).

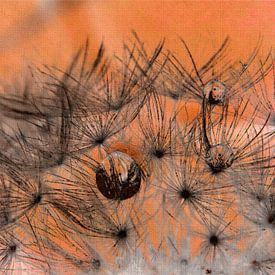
left=0, top=33, right=274, bottom=275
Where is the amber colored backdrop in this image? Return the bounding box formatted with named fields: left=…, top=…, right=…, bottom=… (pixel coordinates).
left=0, top=0, right=274, bottom=273
left=1, top=0, right=274, bottom=82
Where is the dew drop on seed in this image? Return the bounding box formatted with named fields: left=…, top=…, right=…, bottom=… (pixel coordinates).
left=206, top=144, right=234, bottom=173
left=204, top=80, right=227, bottom=105
left=96, top=151, right=142, bottom=200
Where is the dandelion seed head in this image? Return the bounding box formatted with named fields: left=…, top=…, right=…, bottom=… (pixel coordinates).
left=170, top=93, right=180, bottom=100
left=180, top=258, right=188, bottom=265
left=256, top=194, right=264, bottom=202
left=235, top=232, right=275, bottom=274
left=251, top=259, right=261, bottom=269
left=0, top=33, right=273, bottom=274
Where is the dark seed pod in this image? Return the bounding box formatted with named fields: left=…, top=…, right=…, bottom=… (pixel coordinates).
left=96, top=151, right=142, bottom=200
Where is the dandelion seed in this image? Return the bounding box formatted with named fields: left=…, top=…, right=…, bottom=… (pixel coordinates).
left=193, top=207, right=240, bottom=268
left=0, top=78, right=74, bottom=173
left=136, top=94, right=193, bottom=178
left=160, top=36, right=273, bottom=110
left=235, top=232, right=275, bottom=274
left=0, top=223, right=49, bottom=273
left=193, top=95, right=273, bottom=179
left=158, top=151, right=233, bottom=223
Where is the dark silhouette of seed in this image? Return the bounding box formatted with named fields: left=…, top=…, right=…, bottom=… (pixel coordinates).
left=117, top=229, right=127, bottom=239
left=180, top=189, right=191, bottom=200
left=154, top=149, right=165, bottom=159
left=209, top=235, right=219, bottom=246
left=9, top=245, right=17, bottom=253
left=95, top=137, right=104, bottom=145
left=33, top=193, right=42, bottom=204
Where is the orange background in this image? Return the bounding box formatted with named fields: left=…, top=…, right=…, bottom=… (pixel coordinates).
left=0, top=1, right=274, bottom=273
left=1, top=0, right=274, bottom=82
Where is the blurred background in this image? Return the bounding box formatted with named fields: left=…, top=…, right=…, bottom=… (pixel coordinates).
left=1, top=0, right=274, bottom=83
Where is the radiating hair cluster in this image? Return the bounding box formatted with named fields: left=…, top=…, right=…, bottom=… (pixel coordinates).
left=0, top=34, right=274, bottom=274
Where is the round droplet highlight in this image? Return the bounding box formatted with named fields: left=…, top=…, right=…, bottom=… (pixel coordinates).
left=206, top=144, right=234, bottom=173
left=96, top=151, right=142, bottom=200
